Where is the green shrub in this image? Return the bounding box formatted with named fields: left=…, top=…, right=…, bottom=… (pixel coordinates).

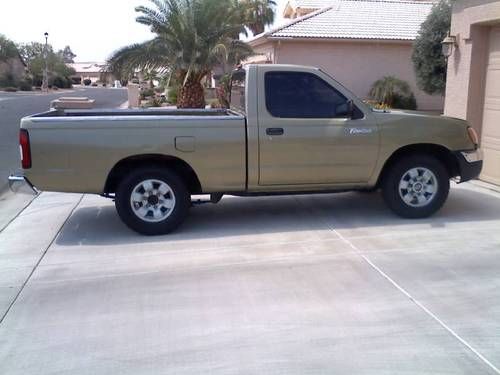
left=3, top=87, right=18, bottom=92
left=52, top=75, right=72, bottom=89
left=18, top=80, right=33, bottom=91
left=167, top=86, right=178, bottom=104
left=83, top=79, right=91, bottom=86
left=32, top=75, right=43, bottom=87
left=0, top=72, right=16, bottom=88
left=140, top=88, right=155, bottom=99
left=369, top=76, right=417, bottom=110
left=392, top=93, right=417, bottom=110
left=149, top=97, right=162, bottom=107
left=91, top=82, right=98, bottom=87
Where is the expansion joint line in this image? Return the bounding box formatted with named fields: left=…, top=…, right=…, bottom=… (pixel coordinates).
left=330, top=228, right=500, bottom=375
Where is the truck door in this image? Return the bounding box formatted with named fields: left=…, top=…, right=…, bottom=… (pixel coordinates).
left=257, top=68, right=379, bottom=186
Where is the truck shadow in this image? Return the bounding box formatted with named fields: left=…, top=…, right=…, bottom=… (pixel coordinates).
left=56, top=186, right=500, bottom=246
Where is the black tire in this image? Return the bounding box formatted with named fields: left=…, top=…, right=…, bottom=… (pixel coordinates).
left=381, top=154, right=450, bottom=218
left=115, top=167, right=190, bottom=235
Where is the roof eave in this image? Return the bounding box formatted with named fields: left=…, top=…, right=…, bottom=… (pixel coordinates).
left=248, top=34, right=274, bottom=47
left=267, top=36, right=416, bottom=44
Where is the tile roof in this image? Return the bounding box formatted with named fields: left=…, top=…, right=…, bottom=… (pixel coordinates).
left=268, top=0, right=435, bottom=41
left=288, top=0, right=434, bottom=10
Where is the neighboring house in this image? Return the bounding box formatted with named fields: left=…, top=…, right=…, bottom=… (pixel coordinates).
left=247, top=0, right=443, bottom=111
left=68, top=62, right=113, bottom=84
left=283, top=0, right=333, bottom=18
left=444, top=0, right=500, bottom=185
left=0, top=53, right=26, bottom=82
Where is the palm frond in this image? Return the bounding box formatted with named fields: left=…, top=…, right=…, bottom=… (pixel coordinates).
left=109, top=0, right=254, bottom=83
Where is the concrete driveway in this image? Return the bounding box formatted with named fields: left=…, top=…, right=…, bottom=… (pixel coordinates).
left=0, top=182, right=499, bottom=374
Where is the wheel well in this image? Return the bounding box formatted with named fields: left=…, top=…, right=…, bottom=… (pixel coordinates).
left=104, top=154, right=202, bottom=194
left=377, top=144, right=459, bottom=187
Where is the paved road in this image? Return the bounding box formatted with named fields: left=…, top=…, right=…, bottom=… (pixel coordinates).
left=0, top=87, right=127, bottom=191
left=0, top=183, right=500, bottom=374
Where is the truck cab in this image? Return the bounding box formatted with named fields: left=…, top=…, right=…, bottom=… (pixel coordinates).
left=237, top=64, right=379, bottom=190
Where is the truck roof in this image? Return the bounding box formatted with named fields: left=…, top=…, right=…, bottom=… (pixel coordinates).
left=245, top=64, right=320, bottom=71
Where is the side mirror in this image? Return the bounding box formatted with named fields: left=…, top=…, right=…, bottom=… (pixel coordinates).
left=336, top=100, right=354, bottom=118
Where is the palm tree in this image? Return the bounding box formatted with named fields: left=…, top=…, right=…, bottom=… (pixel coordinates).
left=241, top=0, right=276, bottom=36
left=107, top=0, right=253, bottom=108
left=142, top=69, right=159, bottom=88
left=369, top=76, right=412, bottom=108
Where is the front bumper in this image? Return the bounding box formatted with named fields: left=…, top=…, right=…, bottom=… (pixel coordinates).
left=8, top=175, right=39, bottom=195
left=454, top=149, right=483, bottom=183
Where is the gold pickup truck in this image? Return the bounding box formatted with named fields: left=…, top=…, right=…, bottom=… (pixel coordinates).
left=10, top=64, right=483, bottom=235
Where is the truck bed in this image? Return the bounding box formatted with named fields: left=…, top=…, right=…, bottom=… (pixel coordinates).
left=21, top=107, right=247, bottom=194
left=30, top=108, right=241, bottom=118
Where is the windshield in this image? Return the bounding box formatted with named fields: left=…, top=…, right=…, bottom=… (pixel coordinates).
left=229, top=68, right=246, bottom=114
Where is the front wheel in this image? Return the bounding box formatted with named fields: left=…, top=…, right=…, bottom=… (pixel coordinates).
left=115, top=168, right=190, bottom=235
left=382, top=155, right=450, bottom=218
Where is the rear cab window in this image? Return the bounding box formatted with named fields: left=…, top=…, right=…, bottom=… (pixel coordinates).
left=230, top=69, right=246, bottom=114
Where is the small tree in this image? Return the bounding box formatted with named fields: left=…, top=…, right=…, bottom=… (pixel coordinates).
left=412, top=0, right=452, bottom=95
left=0, top=34, right=19, bottom=62
left=17, top=42, right=75, bottom=87
left=58, top=46, right=77, bottom=63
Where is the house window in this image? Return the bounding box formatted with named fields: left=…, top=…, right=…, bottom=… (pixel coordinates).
left=265, top=71, right=349, bottom=118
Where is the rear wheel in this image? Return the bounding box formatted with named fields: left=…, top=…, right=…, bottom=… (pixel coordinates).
left=115, top=168, right=190, bottom=235
left=382, top=155, right=450, bottom=218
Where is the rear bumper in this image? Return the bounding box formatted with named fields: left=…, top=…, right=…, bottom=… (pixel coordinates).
left=8, top=175, right=39, bottom=195
left=454, top=149, right=483, bottom=183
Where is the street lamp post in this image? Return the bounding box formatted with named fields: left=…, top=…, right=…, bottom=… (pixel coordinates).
left=42, top=32, right=49, bottom=92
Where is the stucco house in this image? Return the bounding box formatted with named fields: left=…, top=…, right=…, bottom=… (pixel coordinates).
left=68, top=62, right=113, bottom=85
left=247, top=0, right=443, bottom=111
left=444, top=0, right=500, bottom=185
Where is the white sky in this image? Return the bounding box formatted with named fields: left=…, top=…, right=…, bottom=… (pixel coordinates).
left=0, top=0, right=288, bottom=62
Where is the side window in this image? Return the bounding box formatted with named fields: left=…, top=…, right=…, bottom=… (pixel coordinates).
left=265, top=71, right=349, bottom=118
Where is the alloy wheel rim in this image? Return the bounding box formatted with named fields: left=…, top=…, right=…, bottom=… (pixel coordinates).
left=130, top=179, right=176, bottom=222
left=398, top=167, right=438, bottom=208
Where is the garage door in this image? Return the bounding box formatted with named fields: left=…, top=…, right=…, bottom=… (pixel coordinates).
left=481, top=26, right=500, bottom=185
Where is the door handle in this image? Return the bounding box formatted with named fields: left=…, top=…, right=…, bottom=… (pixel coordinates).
left=266, top=127, right=284, bottom=136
